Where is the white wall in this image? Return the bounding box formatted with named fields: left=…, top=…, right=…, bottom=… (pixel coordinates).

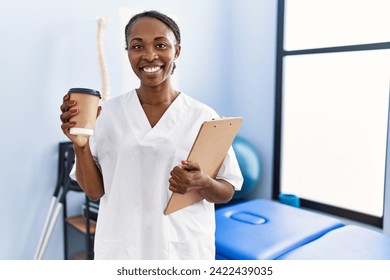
left=228, top=0, right=277, bottom=199
left=0, top=0, right=278, bottom=259
left=383, top=99, right=390, bottom=235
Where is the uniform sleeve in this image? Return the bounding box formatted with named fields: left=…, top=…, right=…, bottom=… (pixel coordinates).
left=216, top=146, right=243, bottom=191
left=69, top=135, right=101, bottom=181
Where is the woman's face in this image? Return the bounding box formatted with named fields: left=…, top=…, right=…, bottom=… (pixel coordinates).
left=127, top=17, right=180, bottom=89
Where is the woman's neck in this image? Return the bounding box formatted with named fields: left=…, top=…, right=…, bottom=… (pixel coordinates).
left=136, top=84, right=180, bottom=128
left=136, top=84, right=178, bottom=106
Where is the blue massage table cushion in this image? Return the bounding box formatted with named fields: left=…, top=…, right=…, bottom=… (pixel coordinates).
left=215, top=199, right=344, bottom=260
left=276, top=225, right=390, bottom=259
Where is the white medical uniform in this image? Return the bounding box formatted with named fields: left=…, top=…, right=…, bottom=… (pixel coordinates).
left=71, top=90, right=243, bottom=259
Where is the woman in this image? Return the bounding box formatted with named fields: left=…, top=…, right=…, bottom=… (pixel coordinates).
left=60, top=10, right=243, bottom=260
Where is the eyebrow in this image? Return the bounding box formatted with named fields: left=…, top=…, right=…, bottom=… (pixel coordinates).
left=129, top=36, right=170, bottom=43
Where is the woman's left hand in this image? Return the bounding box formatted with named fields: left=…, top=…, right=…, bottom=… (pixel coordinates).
left=168, top=160, right=211, bottom=194
left=169, top=160, right=235, bottom=203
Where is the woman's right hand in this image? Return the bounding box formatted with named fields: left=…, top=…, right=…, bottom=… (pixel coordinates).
left=60, top=94, right=89, bottom=148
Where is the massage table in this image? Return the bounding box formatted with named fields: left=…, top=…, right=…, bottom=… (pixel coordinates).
left=215, top=199, right=390, bottom=260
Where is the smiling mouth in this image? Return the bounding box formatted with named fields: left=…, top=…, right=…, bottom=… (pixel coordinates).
left=142, top=66, right=162, bottom=73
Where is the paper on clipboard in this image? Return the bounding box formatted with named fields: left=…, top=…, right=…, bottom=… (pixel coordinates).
left=164, top=117, right=243, bottom=215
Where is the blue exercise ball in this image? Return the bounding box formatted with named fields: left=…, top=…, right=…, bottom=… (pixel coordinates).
left=232, top=136, right=262, bottom=200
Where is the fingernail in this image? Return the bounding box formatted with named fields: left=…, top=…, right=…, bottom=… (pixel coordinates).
left=68, top=100, right=75, bottom=105
left=70, top=109, right=77, bottom=113
left=63, top=94, right=69, bottom=100
left=69, top=121, right=76, bottom=125
left=181, top=160, right=188, bottom=165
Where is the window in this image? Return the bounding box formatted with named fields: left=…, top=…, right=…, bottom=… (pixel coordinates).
left=273, top=0, right=390, bottom=227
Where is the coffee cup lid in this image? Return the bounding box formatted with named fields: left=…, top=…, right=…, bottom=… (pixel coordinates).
left=68, top=88, right=101, bottom=98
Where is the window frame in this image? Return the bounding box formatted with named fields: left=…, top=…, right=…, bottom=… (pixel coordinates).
left=273, top=0, right=390, bottom=227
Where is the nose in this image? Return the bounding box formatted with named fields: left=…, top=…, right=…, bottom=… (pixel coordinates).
left=142, top=46, right=158, bottom=61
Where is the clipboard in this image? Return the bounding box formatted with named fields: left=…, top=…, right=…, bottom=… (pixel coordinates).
left=164, top=117, right=243, bottom=215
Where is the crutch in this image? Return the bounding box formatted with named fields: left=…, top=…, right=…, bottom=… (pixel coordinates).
left=34, top=142, right=76, bottom=260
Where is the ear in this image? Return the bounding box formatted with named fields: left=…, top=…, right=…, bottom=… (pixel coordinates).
left=174, top=44, right=181, bottom=59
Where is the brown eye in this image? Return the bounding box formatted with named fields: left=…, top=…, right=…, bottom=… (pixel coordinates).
left=156, top=43, right=167, bottom=49
left=132, top=44, right=142, bottom=50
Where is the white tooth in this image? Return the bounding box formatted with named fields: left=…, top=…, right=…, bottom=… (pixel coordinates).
left=144, top=67, right=160, bottom=73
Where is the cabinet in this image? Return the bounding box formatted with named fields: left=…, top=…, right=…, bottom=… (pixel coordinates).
left=58, top=142, right=96, bottom=260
